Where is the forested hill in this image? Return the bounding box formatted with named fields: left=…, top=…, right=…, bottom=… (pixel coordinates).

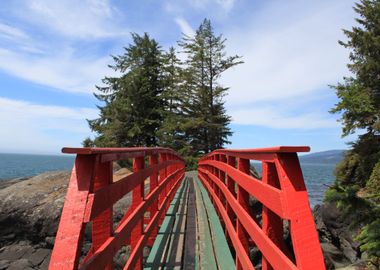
left=299, top=150, right=346, bottom=165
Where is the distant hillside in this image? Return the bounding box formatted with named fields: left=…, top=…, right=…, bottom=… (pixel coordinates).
left=300, top=150, right=346, bottom=165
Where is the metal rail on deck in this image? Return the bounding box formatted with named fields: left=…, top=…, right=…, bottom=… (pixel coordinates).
left=198, top=146, right=325, bottom=270
left=49, top=147, right=185, bottom=270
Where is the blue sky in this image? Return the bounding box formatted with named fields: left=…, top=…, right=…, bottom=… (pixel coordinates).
left=0, top=0, right=360, bottom=154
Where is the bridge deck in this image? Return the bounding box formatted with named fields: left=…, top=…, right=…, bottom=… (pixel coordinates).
left=144, top=171, right=235, bottom=270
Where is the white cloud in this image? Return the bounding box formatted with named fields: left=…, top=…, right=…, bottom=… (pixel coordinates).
left=222, top=0, right=356, bottom=105
left=0, top=0, right=127, bottom=94
left=25, top=0, right=126, bottom=39
left=0, top=48, right=113, bottom=93
left=175, top=17, right=195, bottom=37
left=0, top=97, right=97, bottom=154
left=165, top=0, right=235, bottom=14
left=230, top=106, right=336, bottom=129
left=215, top=0, right=235, bottom=12
left=0, top=23, right=44, bottom=54
left=0, top=22, right=28, bottom=40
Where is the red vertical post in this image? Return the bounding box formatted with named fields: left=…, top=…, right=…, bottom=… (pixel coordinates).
left=226, top=156, right=236, bottom=223
left=209, top=155, right=216, bottom=205
left=215, top=154, right=220, bottom=189
left=261, top=162, right=287, bottom=270
left=168, top=154, right=174, bottom=186
left=236, top=158, right=250, bottom=270
left=219, top=154, right=226, bottom=206
left=49, top=154, right=96, bottom=270
left=214, top=154, right=222, bottom=217
left=92, top=158, right=113, bottom=270
left=167, top=154, right=172, bottom=175
left=159, top=153, right=167, bottom=224
left=131, top=156, right=144, bottom=270
left=276, top=153, right=325, bottom=269
left=149, top=154, right=159, bottom=245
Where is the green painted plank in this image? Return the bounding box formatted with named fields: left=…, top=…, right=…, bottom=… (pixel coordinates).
left=144, top=179, right=187, bottom=270
left=195, top=177, right=236, bottom=270
left=163, top=179, right=189, bottom=270
left=183, top=177, right=198, bottom=270
left=193, top=177, right=218, bottom=270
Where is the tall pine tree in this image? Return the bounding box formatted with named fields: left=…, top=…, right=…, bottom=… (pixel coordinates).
left=86, top=33, right=164, bottom=147
left=179, top=19, right=243, bottom=154
left=158, top=47, right=187, bottom=151
left=84, top=20, right=242, bottom=169
left=326, top=0, right=380, bottom=266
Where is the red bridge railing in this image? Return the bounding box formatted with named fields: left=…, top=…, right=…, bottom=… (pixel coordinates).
left=198, top=146, right=325, bottom=270
left=49, top=147, right=185, bottom=270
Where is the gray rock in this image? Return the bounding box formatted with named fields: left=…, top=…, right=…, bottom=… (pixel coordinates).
left=0, top=178, right=26, bottom=190
left=44, top=237, right=55, bottom=248
left=27, top=248, right=50, bottom=266
left=39, top=253, right=51, bottom=270
left=0, top=169, right=135, bottom=269
left=0, top=260, right=10, bottom=270
left=313, top=202, right=363, bottom=268
left=0, top=171, right=70, bottom=247
left=114, top=246, right=130, bottom=269
left=321, top=242, right=351, bottom=269
left=0, top=244, right=35, bottom=261
left=7, top=259, right=34, bottom=270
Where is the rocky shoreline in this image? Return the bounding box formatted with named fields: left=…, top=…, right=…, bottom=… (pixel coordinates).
left=0, top=171, right=367, bottom=269
left=313, top=203, right=367, bottom=269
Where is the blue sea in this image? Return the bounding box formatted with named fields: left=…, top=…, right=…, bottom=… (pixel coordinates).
left=0, top=153, right=334, bottom=207
left=252, top=162, right=335, bottom=207
left=0, top=153, right=75, bottom=180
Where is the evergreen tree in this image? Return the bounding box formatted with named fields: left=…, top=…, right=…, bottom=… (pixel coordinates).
left=179, top=19, right=243, bottom=155
left=84, top=20, right=242, bottom=169
left=86, top=33, right=164, bottom=147
left=158, top=47, right=187, bottom=151
left=327, top=0, right=380, bottom=266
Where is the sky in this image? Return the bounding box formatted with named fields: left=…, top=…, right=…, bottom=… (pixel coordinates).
left=0, top=0, right=360, bottom=155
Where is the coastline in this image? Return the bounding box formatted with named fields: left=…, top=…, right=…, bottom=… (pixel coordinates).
left=0, top=169, right=366, bottom=269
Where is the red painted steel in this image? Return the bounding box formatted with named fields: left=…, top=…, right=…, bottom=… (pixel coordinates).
left=198, top=146, right=325, bottom=270
left=49, top=147, right=185, bottom=270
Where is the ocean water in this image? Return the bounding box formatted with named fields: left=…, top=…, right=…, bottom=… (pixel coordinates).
left=0, top=153, right=75, bottom=180
left=0, top=153, right=335, bottom=207
left=252, top=162, right=336, bottom=208
left=300, top=163, right=336, bottom=207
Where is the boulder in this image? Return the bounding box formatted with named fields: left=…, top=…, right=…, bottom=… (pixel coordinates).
left=0, top=170, right=133, bottom=269
left=313, top=202, right=364, bottom=269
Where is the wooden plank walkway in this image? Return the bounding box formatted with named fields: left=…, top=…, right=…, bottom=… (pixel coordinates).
left=144, top=171, right=235, bottom=270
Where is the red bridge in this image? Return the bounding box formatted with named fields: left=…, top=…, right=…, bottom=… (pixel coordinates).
left=49, top=146, right=325, bottom=270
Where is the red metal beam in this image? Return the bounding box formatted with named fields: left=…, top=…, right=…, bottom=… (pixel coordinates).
left=198, top=146, right=325, bottom=270
left=80, top=168, right=185, bottom=270
left=200, top=159, right=285, bottom=218
left=49, top=155, right=96, bottom=269
left=50, top=147, right=185, bottom=270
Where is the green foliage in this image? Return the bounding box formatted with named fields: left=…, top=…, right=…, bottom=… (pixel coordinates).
left=367, top=161, right=380, bottom=197
left=82, top=137, right=95, bottom=147
left=327, top=0, right=380, bottom=265
left=334, top=133, right=380, bottom=187
left=355, top=207, right=380, bottom=268
left=157, top=47, right=189, bottom=153
left=86, top=20, right=240, bottom=169
left=179, top=19, right=243, bottom=154
left=88, top=33, right=164, bottom=148
left=330, top=0, right=380, bottom=136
